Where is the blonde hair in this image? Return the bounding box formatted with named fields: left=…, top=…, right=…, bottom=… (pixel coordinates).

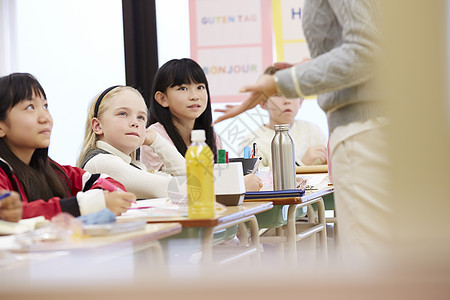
left=77, top=86, right=145, bottom=167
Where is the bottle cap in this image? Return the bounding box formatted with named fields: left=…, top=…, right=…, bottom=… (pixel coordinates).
left=191, top=129, right=206, bottom=142
left=274, top=124, right=290, bottom=131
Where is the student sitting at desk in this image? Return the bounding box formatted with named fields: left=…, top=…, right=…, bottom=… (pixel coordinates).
left=77, top=85, right=186, bottom=199
left=237, top=66, right=328, bottom=169
left=0, top=73, right=134, bottom=220
left=140, top=58, right=262, bottom=191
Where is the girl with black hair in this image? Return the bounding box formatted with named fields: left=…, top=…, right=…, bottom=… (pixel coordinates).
left=0, top=73, right=135, bottom=219
left=141, top=58, right=219, bottom=170
left=140, top=58, right=262, bottom=191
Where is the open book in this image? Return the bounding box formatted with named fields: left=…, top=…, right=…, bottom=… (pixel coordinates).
left=118, top=198, right=188, bottom=219
left=296, top=173, right=330, bottom=190
left=0, top=216, right=47, bottom=235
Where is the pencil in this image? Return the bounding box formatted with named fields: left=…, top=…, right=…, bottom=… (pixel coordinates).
left=0, top=191, right=11, bottom=201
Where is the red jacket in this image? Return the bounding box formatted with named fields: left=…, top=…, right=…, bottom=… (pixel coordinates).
left=0, top=160, right=126, bottom=220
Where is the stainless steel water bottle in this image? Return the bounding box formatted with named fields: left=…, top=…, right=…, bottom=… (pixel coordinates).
left=271, top=124, right=296, bottom=190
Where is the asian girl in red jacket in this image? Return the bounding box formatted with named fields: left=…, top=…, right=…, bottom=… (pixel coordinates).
left=0, top=73, right=136, bottom=220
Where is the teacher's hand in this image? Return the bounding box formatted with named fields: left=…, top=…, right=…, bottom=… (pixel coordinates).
left=214, top=104, right=237, bottom=115
left=274, top=57, right=309, bottom=70
left=214, top=74, right=277, bottom=124
left=273, top=62, right=294, bottom=69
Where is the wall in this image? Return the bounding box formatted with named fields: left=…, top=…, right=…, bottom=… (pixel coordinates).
left=2, top=0, right=125, bottom=165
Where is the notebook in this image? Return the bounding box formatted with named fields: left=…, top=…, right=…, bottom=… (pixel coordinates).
left=244, top=189, right=305, bottom=200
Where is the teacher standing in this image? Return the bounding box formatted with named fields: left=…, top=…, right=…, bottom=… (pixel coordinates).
left=215, top=0, right=390, bottom=264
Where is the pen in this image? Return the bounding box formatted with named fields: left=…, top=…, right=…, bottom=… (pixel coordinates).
left=96, top=178, right=136, bottom=204
left=0, top=191, right=11, bottom=201
left=96, top=178, right=122, bottom=192
left=128, top=206, right=154, bottom=210
left=251, top=157, right=262, bottom=174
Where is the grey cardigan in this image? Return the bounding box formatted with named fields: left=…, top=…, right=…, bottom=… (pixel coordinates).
left=276, top=0, right=383, bottom=133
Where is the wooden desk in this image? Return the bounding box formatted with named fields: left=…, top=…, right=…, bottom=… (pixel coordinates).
left=119, top=202, right=273, bottom=265
left=12, top=223, right=182, bottom=253
left=0, top=223, right=182, bottom=279
left=296, top=164, right=328, bottom=174
left=244, top=187, right=334, bottom=265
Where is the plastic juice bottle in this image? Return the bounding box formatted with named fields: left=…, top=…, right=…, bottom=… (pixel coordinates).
left=185, top=129, right=215, bottom=219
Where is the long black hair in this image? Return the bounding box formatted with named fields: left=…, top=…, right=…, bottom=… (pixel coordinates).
left=148, top=58, right=218, bottom=162
left=0, top=73, right=70, bottom=201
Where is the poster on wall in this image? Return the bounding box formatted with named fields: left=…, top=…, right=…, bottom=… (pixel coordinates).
left=189, top=0, right=273, bottom=103
left=272, top=0, right=309, bottom=63
left=273, top=0, right=318, bottom=101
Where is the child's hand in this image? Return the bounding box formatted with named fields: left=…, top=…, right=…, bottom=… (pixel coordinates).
left=244, top=174, right=263, bottom=191
left=144, top=128, right=157, bottom=146
left=104, top=191, right=136, bottom=215
left=302, top=145, right=328, bottom=165
left=0, top=191, right=22, bottom=222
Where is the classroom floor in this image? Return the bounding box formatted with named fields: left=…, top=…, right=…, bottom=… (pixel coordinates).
left=255, top=221, right=338, bottom=270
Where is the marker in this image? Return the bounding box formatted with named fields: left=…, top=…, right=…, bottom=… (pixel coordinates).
left=218, top=149, right=226, bottom=164
left=96, top=178, right=122, bottom=192
left=0, top=191, right=11, bottom=201
left=96, top=178, right=135, bottom=203
left=244, top=146, right=251, bottom=159
left=252, top=143, right=257, bottom=158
